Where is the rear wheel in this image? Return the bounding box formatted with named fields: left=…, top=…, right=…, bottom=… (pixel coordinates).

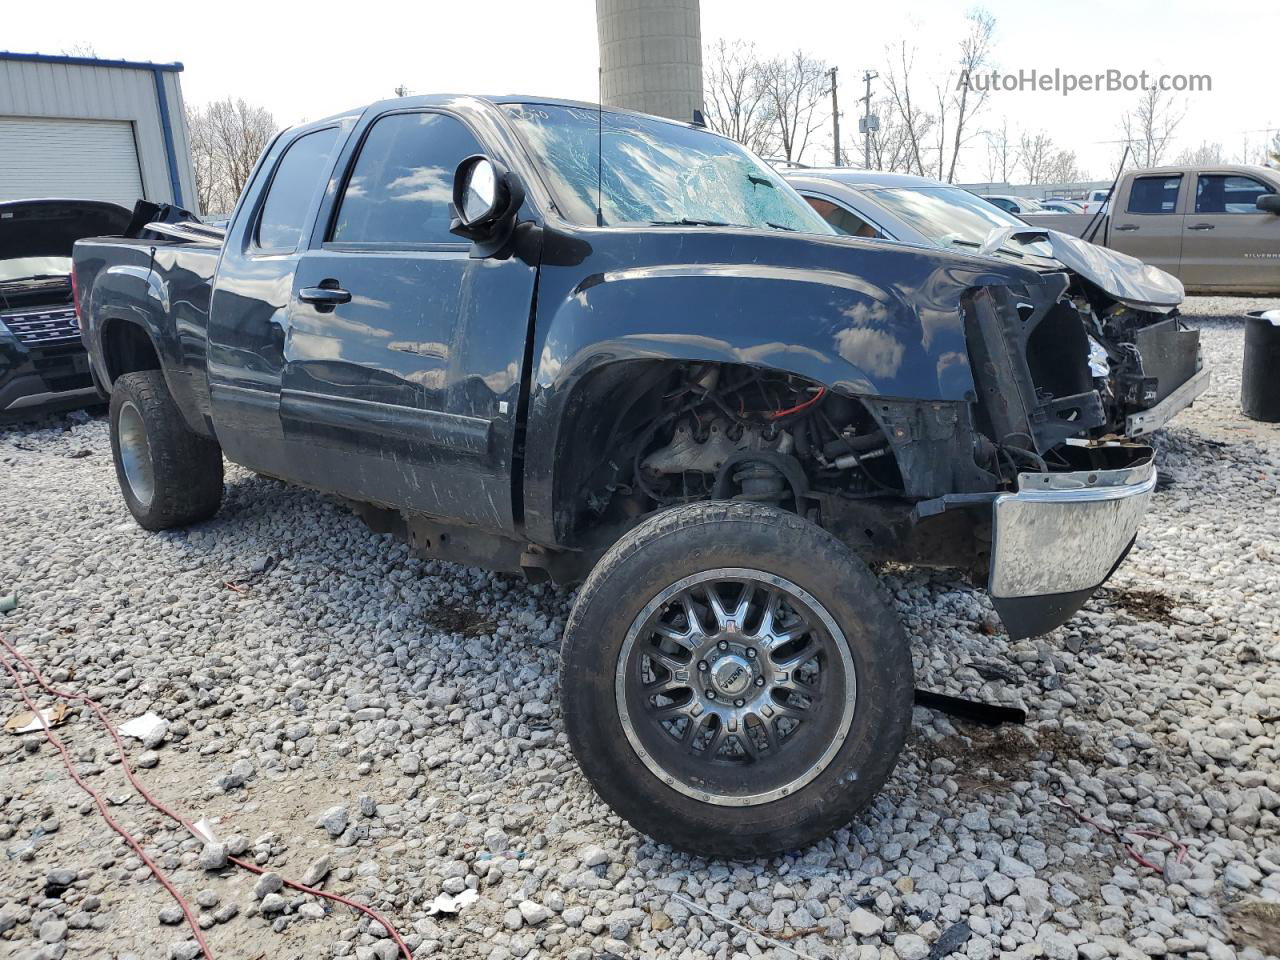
left=561, top=501, right=913, bottom=858
left=109, top=371, right=223, bottom=530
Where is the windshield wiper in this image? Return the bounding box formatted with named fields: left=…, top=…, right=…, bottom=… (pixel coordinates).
left=0, top=274, right=68, bottom=285
left=765, top=221, right=795, bottom=231
left=649, top=218, right=738, bottom=227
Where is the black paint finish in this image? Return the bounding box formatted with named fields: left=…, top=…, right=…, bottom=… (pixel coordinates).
left=75, top=94, right=1056, bottom=557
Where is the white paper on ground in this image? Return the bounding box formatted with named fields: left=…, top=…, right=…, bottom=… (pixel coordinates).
left=425, top=889, right=478, bottom=915
left=4, top=704, right=67, bottom=734
left=190, top=817, right=219, bottom=844
left=118, top=712, right=166, bottom=741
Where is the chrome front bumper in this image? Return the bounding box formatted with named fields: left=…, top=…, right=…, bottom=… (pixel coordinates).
left=1125, top=366, right=1210, bottom=437
left=988, top=444, right=1156, bottom=638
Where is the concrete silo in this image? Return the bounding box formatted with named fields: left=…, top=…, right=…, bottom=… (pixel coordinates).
left=596, top=0, right=704, bottom=122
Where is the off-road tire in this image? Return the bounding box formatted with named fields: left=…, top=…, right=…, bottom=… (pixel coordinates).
left=109, top=371, right=223, bottom=530
left=561, top=500, right=913, bottom=858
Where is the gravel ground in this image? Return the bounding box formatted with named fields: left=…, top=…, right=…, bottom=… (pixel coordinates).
left=1, top=295, right=1278, bottom=960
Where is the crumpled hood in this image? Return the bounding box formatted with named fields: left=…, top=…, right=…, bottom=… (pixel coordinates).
left=980, top=226, right=1184, bottom=312
left=0, top=199, right=133, bottom=263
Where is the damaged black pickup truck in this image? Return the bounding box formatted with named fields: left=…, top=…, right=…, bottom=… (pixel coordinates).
left=74, top=95, right=1161, bottom=857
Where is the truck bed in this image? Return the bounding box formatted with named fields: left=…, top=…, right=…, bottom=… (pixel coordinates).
left=72, top=236, right=221, bottom=436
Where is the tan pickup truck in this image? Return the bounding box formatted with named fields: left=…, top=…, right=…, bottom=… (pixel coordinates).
left=1022, top=164, right=1280, bottom=295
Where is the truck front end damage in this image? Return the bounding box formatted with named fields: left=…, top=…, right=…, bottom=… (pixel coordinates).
left=537, top=227, right=1170, bottom=639
left=986, top=442, right=1154, bottom=638
left=932, top=277, right=1162, bottom=637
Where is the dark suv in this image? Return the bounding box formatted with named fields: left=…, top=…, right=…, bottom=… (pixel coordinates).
left=1, top=199, right=130, bottom=417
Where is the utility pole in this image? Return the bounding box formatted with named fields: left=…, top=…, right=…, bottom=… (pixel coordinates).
left=829, top=67, right=841, bottom=166
left=860, top=70, right=878, bottom=170
left=394, top=84, right=410, bottom=98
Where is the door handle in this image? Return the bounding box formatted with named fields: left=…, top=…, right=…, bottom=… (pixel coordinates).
left=1187, top=223, right=1215, bottom=231
left=299, top=285, right=352, bottom=305
left=1115, top=224, right=1139, bottom=232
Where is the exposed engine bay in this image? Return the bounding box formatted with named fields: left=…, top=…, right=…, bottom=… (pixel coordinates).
left=578, top=365, right=903, bottom=526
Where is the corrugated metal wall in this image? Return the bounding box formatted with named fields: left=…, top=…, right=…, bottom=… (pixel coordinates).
left=0, top=58, right=197, bottom=207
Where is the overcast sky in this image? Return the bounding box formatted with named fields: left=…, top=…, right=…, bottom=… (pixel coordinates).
left=8, top=0, right=1277, bottom=182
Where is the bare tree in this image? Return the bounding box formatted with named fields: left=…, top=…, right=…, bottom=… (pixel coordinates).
left=1269, top=131, right=1280, bottom=166
left=186, top=98, right=279, bottom=215
left=60, top=42, right=97, bottom=57
left=1120, top=86, right=1185, bottom=168
left=1045, top=149, right=1086, bottom=185
left=186, top=105, right=221, bottom=216
left=757, top=50, right=829, bottom=164
left=1016, top=130, right=1055, bottom=184
left=940, top=10, right=996, bottom=183
left=703, top=40, right=775, bottom=156
left=881, top=42, right=934, bottom=176
left=982, top=117, right=1013, bottom=184
left=1174, top=141, right=1225, bottom=166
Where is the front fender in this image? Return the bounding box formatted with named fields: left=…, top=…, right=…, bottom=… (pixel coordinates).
left=521, top=227, right=1046, bottom=545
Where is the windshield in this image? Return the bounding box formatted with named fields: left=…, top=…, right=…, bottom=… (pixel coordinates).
left=866, top=186, right=1054, bottom=259
left=503, top=103, right=832, bottom=233
left=0, top=256, right=71, bottom=284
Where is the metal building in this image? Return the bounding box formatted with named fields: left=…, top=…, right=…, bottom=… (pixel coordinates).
left=0, top=51, right=197, bottom=210
left=596, top=0, right=703, bottom=122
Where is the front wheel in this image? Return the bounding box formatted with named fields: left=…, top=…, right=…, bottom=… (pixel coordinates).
left=561, top=501, right=913, bottom=858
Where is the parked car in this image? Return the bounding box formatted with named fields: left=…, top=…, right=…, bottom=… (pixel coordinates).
left=786, top=169, right=1207, bottom=437
left=75, top=95, right=1159, bottom=858
left=1040, top=199, right=1086, bottom=214
left=1020, top=165, right=1280, bottom=294
left=1, top=199, right=130, bottom=417
left=981, top=194, right=1049, bottom=215
left=1082, top=188, right=1113, bottom=214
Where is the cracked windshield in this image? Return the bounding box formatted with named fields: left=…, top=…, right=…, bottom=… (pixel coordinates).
left=503, top=103, right=831, bottom=233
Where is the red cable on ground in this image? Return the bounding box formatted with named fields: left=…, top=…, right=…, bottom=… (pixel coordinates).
left=0, top=634, right=414, bottom=960
left=1050, top=796, right=1187, bottom=873
left=0, top=652, right=213, bottom=959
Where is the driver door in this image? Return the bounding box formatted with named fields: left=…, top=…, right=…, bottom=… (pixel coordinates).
left=279, top=108, right=538, bottom=532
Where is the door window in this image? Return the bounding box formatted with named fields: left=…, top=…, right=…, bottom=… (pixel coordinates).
left=331, top=112, right=485, bottom=245
left=1126, top=176, right=1182, bottom=214
left=803, top=196, right=883, bottom=238
left=1195, top=175, right=1272, bottom=214
left=256, top=128, right=341, bottom=252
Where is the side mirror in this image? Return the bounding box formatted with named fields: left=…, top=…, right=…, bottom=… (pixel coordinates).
left=450, top=155, right=524, bottom=257
left=1257, top=194, right=1280, bottom=214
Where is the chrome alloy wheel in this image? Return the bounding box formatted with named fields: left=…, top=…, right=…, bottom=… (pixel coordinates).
left=116, top=400, right=156, bottom=508
left=615, top=568, right=856, bottom=806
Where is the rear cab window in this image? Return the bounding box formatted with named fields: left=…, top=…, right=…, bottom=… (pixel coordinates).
left=1195, top=174, right=1272, bottom=214
left=255, top=128, right=341, bottom=252
left=329, top=111, right=484, bottom=246
left=1126, top=175, right=1182, bottom=214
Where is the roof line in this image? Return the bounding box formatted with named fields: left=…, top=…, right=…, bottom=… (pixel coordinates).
left=0, top=51, right=183, bottom=72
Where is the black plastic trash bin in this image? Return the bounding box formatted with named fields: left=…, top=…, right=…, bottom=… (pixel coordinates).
left=1243, top=311, right=1280, bottom=422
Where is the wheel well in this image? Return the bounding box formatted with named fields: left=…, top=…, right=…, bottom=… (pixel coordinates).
left=100, top=319, right=161, bottom=387
left=553, top=360, right=906, bottom=548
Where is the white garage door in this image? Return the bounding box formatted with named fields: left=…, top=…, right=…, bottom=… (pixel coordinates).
left=0, top=117, right=144, bottom=208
